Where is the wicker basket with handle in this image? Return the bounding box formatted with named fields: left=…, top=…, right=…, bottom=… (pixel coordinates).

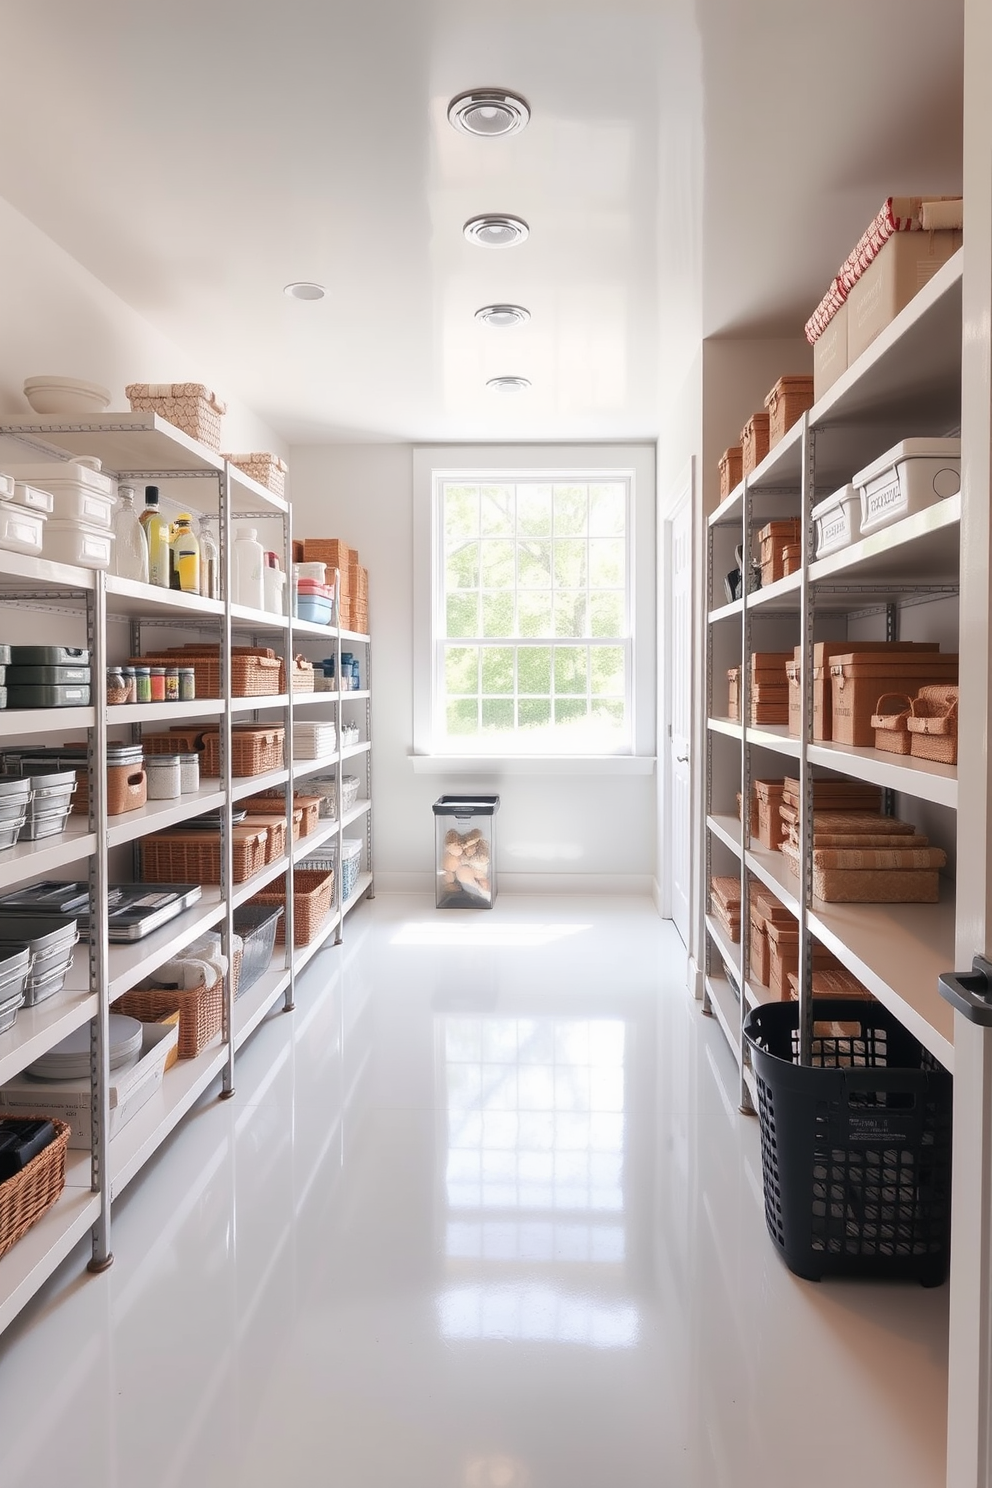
left=871, top=693, right=914, bottom=755
left=0, top=1119, right=70, bottom=1261
left=139, top=825, right=267, bottom=883
left=125, top=383, right=227, bottom=450
left=223, top=452, right=288, bottom=497
left=241, top=791, right=320, bottom=837
left=907, top=686, right=959, bottom=764
left=112, top=970, right=229, bottom=1059
left=132, top=647, right=282, bottom=699
left=200, top=727, right=285, bottom=778
left=249, top=868, right=335, bottom=946
left=764, top=375, right=815, bottom=448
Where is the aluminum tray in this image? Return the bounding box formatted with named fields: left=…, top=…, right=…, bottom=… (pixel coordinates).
left=0, top=881, right=90, bottom=914
left=75, top=883, right=203, bottom=942
left=18, top=805, right=70, bottom=842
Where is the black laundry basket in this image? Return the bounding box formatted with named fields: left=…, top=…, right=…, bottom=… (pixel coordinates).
left=743, top=998, right=952, bottom=1285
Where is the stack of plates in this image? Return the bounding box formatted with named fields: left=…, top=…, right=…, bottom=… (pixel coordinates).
left=26, top=1014, right=143, bottom=1081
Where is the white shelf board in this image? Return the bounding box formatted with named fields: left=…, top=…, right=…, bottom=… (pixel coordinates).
left=107, top=888, right=224, bottom=1000
left=745, top=723, right=801, bottom=759
left=342, top=871, right=373, bottom=920
left=342, top=798, right=372, bottom=831
left=708, top=488, right=743, bottom=528
left=0, top=981, right=98, bottom=1088
left=292, top=690, right=344, bottom=708
left=810, top=493, right=960, bottom=592
left=809, top=889, right=955, bottom=1071
left=339, top=628, right=370, bottom=644
left=105, top=576, right=224, bottom=622
left=708, top=813, right=743, bottom=858
left=748, top=416, right=805, bottom=492
left=744, top=842, right=801, bottom=914
left=231, top=853, right=291, bottom=910
left=226, top=464, right=288, bottom=515
left=705, top=912, right=741, bottom=979
left=230, top=603, right=288, bottom=631
left=748, top=572, right=801, bottom=610
left=336, top=689, right=371, bottom=703
left=0, top=1157, right=100, bottom=1336
left=708, top=716, right=743, bottom=742
left=708, top=599, right=742, bottom=623
left=292, top=753, right=341, bottom=782
left=233, top=961, right=293, bottom=1052
left=0, top=412, right=223, bottom=475
left=230, top=767, right=290, bottom=801
left=231, top=694, right=288, bottom=714
left=293, top=908, right=342, bottom=975
left=0, top=819, right=95, bottom=892
left=340, top=740, right=372, bottom=762
left=106, top=785, right=227, bottom=848
left=110, top=1035, right=228, bottom=1196
left=290, top=617, right=338, bottom=640
left=2, top=706, right=94, bottom=736
left=293, top=817, right=341, bottom=863
left=807, top=740, right=957, bottom=809
left=0, top=548, right=94, bottom=596
left=704, top=974, right=742, bottom=1066
left=110, top=698, right=223, bottom=725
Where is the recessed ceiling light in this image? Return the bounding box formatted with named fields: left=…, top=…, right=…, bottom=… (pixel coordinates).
left=487, top=376, right=532, bottom=392
left=448, top=89, right=531, bottom=138
left=463, top=215, right=529, bottom=249
left=284, top=281, right=325, bottom=300
left=475, top=304, right=531, bottom=328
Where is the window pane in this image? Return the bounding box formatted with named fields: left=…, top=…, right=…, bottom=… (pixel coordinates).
left=481, top=485, right=514, bottom=536
left=482, top=698, right=514, bottom=732
left=445, top=646, right=479, bottom=695
left=591, top=646, right=625, bottom=696
left=589, top=483, right=625, bottom=536
left=481, top=540, right=515, bottom=588
left=446, top=541, right=480, bottom=589
left=588, top=540, right=624, bottom=588
left=555, top=698, right=588, bottom=725
left=593, top=700, right=625, bottom=727
left=518, top=484, right=552, bottom=537
left=447, top=699, right=479, bottom=734
left=519, top=697, right=551, bottom=729
left=518, top=542, right=552, bottom=588
left=554, top=539, right=586, bottom=589
left=482, top=591, right=514, bottom=637
left=554, top=592, right=588, bottom=638
left=446, top=593, right=479, bottom=638
left=554, top=647, right=588, bottom=695
left=518, top=591, right=552, bottom=637
left=554, top=484, right=588, bottom=537
left=444, top=485, right=480, bottom=539
left=589, top=592, right=623, bottom=637
left=518, top=647, right=551, bottom=694
left=482, top=647, right=515, bottom=695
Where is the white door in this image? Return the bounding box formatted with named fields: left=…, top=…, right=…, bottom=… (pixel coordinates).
left=665, top=487, right=693, bottom=947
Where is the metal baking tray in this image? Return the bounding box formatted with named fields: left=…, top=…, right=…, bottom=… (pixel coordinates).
left=76, top=884, right=203, bottom=942
left=0, top=881, right=90, bottom=914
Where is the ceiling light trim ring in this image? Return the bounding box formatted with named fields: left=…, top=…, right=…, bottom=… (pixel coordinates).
left=475, top=304, right=531, bottom=328
left=463, top=215, right=530, bottom=249
left=486, top=376, right=532, bottom=392
left=447, top=88, right=531, bottom=137
left=284, top=281, right=325, bottom=300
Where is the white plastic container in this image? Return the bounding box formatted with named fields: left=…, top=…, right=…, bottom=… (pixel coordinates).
left=812, top=484, right=860, bottom=558
left=0, top=474, right=14, bottom=501
left=178, top=753, right=200, bottom=793
left=233, top=527, right=265, bottom=609
left=3, top=460, right=116, bottom=529
left=0, top=499, right=46, bottom=555
left=295, top=561, right=327, bottom=581
left=144, top=755, right=182, bottom=800
left=10, top=482, right=54, bottom=514
left=854, top=438, right=961, bottom=537
left=43, top=519, right=114, bottom=570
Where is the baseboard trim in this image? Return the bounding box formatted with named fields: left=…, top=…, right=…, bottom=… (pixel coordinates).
left=687, top=954, right=705, bottom=1000
left=372, top=871, right=656, bottom=896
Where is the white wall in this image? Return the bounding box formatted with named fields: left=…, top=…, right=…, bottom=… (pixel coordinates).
left=289, top=443, right=657, bottom=891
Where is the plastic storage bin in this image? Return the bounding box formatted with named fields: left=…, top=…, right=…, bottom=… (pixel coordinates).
left=433, top=795, right=499, bottom=908
left=42, top=520, right=114, bottom=570
left=743, top=998, right=952, bottom=1284
left=0, top=500, right=46, bottom=555
left=812, top=484, right=860, bottom=558
left=2, top=461, right=115, bottom=528
left=232, top=904, right=283, bottom=998
left=854, top=438, right=961, bottom=537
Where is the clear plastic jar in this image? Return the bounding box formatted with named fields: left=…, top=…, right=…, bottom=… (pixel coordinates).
left=134, top=666, right=151, bottom=704
left=165, top=666, right=180, bottom=702
left=149, top=666, right=166, bottom=702
left=178, top=666, right=196, bottom=701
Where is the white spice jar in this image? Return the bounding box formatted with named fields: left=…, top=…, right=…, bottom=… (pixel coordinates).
left=145, top=754, right=182, bottom=800
left=179, top=753, right=200, bottom=794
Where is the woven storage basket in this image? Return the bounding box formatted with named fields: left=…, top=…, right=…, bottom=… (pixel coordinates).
left=736, top=790, right=760, bottom=838
left=300, top=538, right=353, bottom=578
left=73, top=763, right=147, bottom=816
left=727, top=667, right=740, bottom=720
left=223, top=452, right=288, bottom=497
left=112, top=973, right=226, bottom=1059
left=780, top=840, right=942, bottom=903
left=139, top=646, right=283, bottom=699
left=785, top=968, right=871, bottom=1001
left=718, top=446, right=743, bottom=499
left=241, top=793, right=319, bottom=835
left=242, top=811, right=302, bottom=859
left=765, top=922, right=839, bottom=999
left=249, top=868, right=335, bottom=946
left=201, top=727, right=285, bottom=778
left=740, top=411, right=770, bottom=476
left=829, top=653, right=959, bottom=747
left=907, top=686, right=959, bottom=765
left=782, top=543, right=801, bottom=576
left=758, top=521, right=801, bottom=588
left=139, top=825, right=267, bottom=884
left=871, top=693, right=913, bottom=754
left=125, top=383, right=226, bottom=450
left=284, top=656, right=315, bottom=694
left=764, top=375, right=815, bottom=448
left=0, top=1119, right=70, bottom=1260
left=142, top=729, right=206, bottom=756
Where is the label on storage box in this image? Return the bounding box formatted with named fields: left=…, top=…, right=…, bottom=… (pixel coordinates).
left=863, top=475, right=902, bottom=521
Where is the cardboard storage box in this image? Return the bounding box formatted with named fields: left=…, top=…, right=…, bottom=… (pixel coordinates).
left=829, top=652, right=958, bottom=747
left=718, top=446, right=743, bottom=500
left=847, top=230, right=963, bottom=364
left=813, top=303, right=848, bottom=403
left=789, top=641, right=940, bottom=740
left=0, top=1020, right=179, bottom=1148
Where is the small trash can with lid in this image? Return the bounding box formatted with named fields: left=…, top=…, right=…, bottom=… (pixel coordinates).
left=432, top=795, right=499, bottom=908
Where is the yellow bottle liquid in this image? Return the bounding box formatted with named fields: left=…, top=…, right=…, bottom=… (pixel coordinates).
left=139, top=486, right=171, bottom=588
left=171, top=515, right=201, bottom=594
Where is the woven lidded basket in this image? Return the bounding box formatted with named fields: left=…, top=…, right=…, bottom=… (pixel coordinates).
left=0, top=1119, right=70, bottom=1260
left=201, top=727, right=285, bottom=778
left=125, top=383, right=227, bottom=450
left=139, top=825, right=267, bottom=883
left=871, top=692, right=913, bottom=755
left=241, top=791, right=320, bottom=837
left=907, top=686, right=959, bottom=764
left=223, top=452, right=288, bottom=497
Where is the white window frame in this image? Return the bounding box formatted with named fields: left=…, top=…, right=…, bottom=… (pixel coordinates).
left=412, top=444, right=656, bottom=770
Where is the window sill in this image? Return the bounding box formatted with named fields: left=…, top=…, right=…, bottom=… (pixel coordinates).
left=408, top=754, right=656, bottom=776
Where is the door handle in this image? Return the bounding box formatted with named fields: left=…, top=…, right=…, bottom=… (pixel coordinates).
left=676, top=753, right=689, bottom=763
left=938, top=955, right=992, bottom=1025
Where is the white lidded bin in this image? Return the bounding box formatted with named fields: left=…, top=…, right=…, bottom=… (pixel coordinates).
left=0, top=499, right=46, bottom=555
left=43, top=519, right=114, bottom=570
left=10, top=482, right=54, bottom=514
left=854, top=438, right=961, bottom=537
left=144, top=755, right=182, bottom=800
left=3, top=460, right=116, bottom=529
left=812, top=483, right=860, bottom=558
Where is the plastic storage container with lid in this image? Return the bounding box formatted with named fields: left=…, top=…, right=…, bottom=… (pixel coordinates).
left=0, top=501, right=46, bottom=555
left=433, top=795, right=499, bottom=908
left=144, top=755, right=182, bottom=800
left=43, top=520, right=114, bottom=570
left=2, top=459, right=115, bottom=528
left=10, top=482, right=54, bottom=513
left=811, top=483, right=860, bottom=558
left=295, top=578, right=333, bottom=624
left=854, top=437, right=961, bottom=537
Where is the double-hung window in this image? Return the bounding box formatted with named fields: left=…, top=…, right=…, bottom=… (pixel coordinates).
left=429, top=468, right=634, bottom=755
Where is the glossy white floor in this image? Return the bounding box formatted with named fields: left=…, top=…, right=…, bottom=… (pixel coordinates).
left=0, top=895, right=948, bottom=1488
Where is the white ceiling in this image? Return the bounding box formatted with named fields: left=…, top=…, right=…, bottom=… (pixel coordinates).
left=0, top=1, right=963, bottom=445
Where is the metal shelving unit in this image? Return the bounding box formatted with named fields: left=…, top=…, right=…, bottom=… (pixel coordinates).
left=702, top=249, right=963, bottom=1106
left=0, top=413, right=374, bottom=1336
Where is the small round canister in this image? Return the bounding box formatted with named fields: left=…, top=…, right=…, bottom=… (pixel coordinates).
left=178, top=753, right=200, bottom=794
left=144, top=754, right=182, bottom=800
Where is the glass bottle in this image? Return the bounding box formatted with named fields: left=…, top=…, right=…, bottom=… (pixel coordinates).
left=112, top=485, right=149, bottom=582
left=170, top=513, right=201, bottom=594
left=139, top=485, right=170, bottom=589
left=198, top=517, right=219, bottom=600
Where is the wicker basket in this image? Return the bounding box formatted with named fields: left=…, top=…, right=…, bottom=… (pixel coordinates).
left=142, top=729, right=207, bottom=756
left=125, top=383, right=226, bottom=450
left=907, top=687, right=959, bottom=765
left=242, top=811, right=302, bottom=859
left=112, top=974, right=225, bottom=1059
left=785, top=968, right=871, bottom=1001
left=871, top=693, right=914, bottom=754
left=249, top=868, right=335, bottom=946
left=201, top=727, right=285, bottom=778
left=241, top=793, right=319, bottom=836
left=727, top=667, right=740, bottom=721
left=780, top=840, right=942, bottom=903
left=764, top=375, right=815, bottom=449
left=755, top=780, right=787, bottom=850
left=758, top=520, right=801, bottom=587
left=301, top=538, right=353, bottom=576
left=782, top=542, right=801, bottom=576
left=73, top=763, right=147, bottom=816
left=139, top=825, right=267, bottom=884
left=740, top=411, right=770, bottom=476
left=284, top=656, right=315, bottom=694
left=132, top=647, right=282, bottom=699
left=223, top=452, right=288, bottom=497
left=718, top=446, right=743, bottom=500
left=0, top=1119, right=70, bottom=1261
left=829, top=653, right=959, bottom=747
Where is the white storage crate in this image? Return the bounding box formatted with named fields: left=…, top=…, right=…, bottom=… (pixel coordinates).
left=812, top=484, right=860, bottom=558
left=4, top=461, right=115, bottom=529
left=305, top=774, right=360, bottom=819
left=854, top=438, right=961, bottom=537
left=43, top=519, right=114, bottom=570
left=10, top=482, right=54, bottom=514
left=0, top=500, right=46, bottom=555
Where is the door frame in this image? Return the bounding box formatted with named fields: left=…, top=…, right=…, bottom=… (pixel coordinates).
left=657, top=459, right=695, bottom=933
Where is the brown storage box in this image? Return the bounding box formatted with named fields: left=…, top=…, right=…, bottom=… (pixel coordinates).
left=787, top=641, right=939, bottom=740
left=907, top=685, right=959, bottom=765
left=813, top=303, right=849, bottom=403
left=829, top=653, right=958, bottom=747
left=727, top=667, right=740, bottom=721
left=754, top=779, right=787, bottom=850
left=718, top=446, right=743, bottom=500
left=736, top=791, right=759, bottom=837
left=779, top=840, right=942, bottom=903
left=73, top=762, right=147, bottom=817
left=223, top=452, right=288, bottom=497
left=749, top=886, right=795, bottom=988
left=847, top=230, right=963, bottom=363
left=758, top=521, right=801, bottom=587
left=740, top=411, right=770, bottom=476
left=781, top=777, right=882, bottom=812
left=764, top=376, right=815, bottom=449
left=125, top=383, right=226, bottom=450
left=782, top=543, right=801, bottom=576
left=785, top=968, right=871, bottom=1001
left=301, top=538, right=353, bottom=580
left=765, top=921, right=838, bottom=1000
